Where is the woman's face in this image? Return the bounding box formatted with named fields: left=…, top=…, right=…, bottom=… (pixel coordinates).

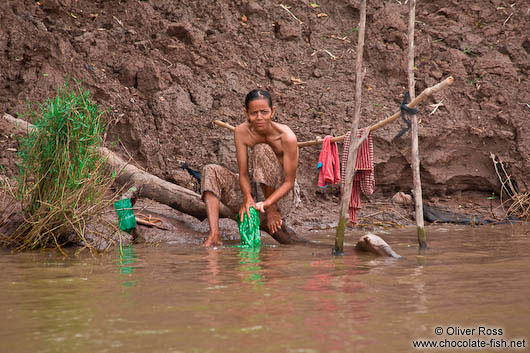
left=245, top=98, right=275, bottom=130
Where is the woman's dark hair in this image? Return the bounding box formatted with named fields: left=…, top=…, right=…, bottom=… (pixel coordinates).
left=244, top=89, right=273, bottom=110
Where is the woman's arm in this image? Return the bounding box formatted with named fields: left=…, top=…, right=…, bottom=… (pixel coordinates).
left=235, top=125, right=255, bottom=219
left=255, top=132, right=298, bottom=211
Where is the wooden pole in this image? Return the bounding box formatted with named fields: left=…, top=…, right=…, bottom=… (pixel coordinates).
left=333, top=0, right=367, bottom=255
left=408, top=0, right=427, bottom=249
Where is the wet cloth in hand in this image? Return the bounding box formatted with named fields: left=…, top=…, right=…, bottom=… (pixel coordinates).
left=317, top=136, right=341, bottom=187
left=237, top=207, right=261, bottom=247
left=340, top=129, right=375, bottom=224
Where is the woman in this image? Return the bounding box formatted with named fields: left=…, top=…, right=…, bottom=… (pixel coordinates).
left=201, top=89, right=303, bottom=246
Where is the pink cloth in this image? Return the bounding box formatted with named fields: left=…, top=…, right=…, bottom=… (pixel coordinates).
left=317, top=136, right=341, bottom=187
left=340, top=129, right=375, bottom=224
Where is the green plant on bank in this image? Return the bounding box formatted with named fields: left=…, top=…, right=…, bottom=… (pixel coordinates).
left=9, top=81, right=116, bottom=253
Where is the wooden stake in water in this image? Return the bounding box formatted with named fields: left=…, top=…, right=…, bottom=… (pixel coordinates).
left=407, top=0, right=427, bottom=250
left=334, top=0, right=367, bottom=255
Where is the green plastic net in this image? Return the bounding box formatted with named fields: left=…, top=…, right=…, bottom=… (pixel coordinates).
left=113, top=198, right=137, bottom=232
left=237, top=207, right=261, bottom=247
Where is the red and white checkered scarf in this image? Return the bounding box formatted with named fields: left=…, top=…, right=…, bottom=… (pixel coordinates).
left=340, top=129, right=375, bottom=224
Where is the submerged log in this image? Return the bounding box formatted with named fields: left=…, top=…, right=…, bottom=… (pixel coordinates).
left=355, top=233, right=402, bottom=258
left=264, top=221, right=310, bottom=245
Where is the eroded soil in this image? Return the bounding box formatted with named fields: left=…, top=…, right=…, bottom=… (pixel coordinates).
left=1, top=0, right=529, bottom=242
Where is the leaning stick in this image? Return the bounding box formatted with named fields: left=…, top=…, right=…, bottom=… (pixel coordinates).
left=212, top=76, right=454, bottom=146
left=334, top=0, right=368, bottom=255
left=408, top=0, right=427, bottom=250
left=135, top=216, right=169, bottom=230
left=213, top=119, right=235, bottom=132
left=298, top=76, right=454, bottom=146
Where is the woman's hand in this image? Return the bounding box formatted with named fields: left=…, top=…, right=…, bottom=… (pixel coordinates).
left=254, top=201, right=266, bottom=213
left=238, top=197, right=256, bottom=221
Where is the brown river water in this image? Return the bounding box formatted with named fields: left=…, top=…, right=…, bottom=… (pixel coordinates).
left=1, top=224, right=529, bottom=353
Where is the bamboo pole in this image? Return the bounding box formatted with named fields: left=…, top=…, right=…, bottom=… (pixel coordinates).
left=408, top=0, right=427, bottom=250
left=212, top=76, right=454, bottom=147
left=333, top=0, right=367, bottom=255
left=212, top=119, right=235, bottom=132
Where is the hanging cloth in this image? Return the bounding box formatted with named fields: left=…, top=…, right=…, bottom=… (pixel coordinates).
left=340, top=129, right=375, bottom=224
left=317, top=136, right=341, bottom=188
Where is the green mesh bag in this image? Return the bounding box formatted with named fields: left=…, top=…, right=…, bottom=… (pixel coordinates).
left=113, top=198, right=137, bottom=232
left=237, top=207, right=261, bottom=248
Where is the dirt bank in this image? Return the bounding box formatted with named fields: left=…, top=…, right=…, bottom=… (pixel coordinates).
left=1, top=0, right=529, bottom=234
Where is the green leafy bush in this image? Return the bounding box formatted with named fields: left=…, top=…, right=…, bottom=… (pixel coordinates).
left=11, top=82, right=116, bottom=252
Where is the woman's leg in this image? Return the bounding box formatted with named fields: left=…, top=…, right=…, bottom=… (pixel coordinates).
left=201, top=164, right=240, bottom=246
left=202, top=191, right=221, bottom=246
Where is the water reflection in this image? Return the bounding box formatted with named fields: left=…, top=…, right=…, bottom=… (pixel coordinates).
left=117, top=245, right=137, bottom=288
left=238, top=247, right=263, bottom=287
left=205, top=248, right=221, bottom=286
left=302, top=254, right=371, bottom=352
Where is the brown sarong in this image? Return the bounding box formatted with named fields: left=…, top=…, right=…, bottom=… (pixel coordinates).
left=201, top=143, right=299, bottom=217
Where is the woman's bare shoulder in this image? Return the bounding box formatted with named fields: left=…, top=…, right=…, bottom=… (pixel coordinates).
left=275, top=122, right=297, bottom=142
left=235, top=121, right=250, bottom=132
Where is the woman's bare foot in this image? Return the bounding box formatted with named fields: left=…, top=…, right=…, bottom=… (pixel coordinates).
left=202, top=232, right=222, bottom=247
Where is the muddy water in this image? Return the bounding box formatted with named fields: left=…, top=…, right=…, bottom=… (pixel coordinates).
left=1, top=225, right=529, bottom=353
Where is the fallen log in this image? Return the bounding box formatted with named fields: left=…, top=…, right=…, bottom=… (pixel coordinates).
left=3, top=113, right=35, bottom=133
left=2, top=113, right=233, bottom=221
left=97, top=147, right=233, bottom=220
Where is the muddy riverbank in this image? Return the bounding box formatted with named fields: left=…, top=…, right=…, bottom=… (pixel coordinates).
left=1, top=0, right=529, bottom=246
